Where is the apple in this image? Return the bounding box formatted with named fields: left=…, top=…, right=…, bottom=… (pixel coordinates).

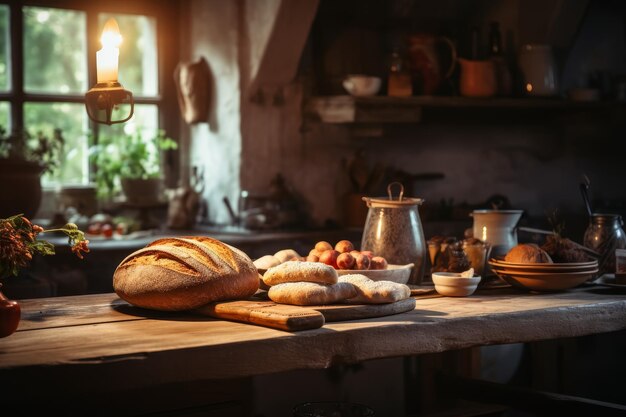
left=101, top=223, right=114, bottom=238
left=370, top=256, right=388, bottom=270
left=314, top=241, right=333, bottom=252
left=87, top=223, right=101, bottom=235
left=336, top=252, right=356, bottom=270
left=319, top=249, right=340, bottom=268
left=360, top=250, right=374, bottom=260
left=354, top=253, right=371, bottom=270
left=306, top=254, right=320, bottom=263
left=0, top=297, right=20, bottom=338
left=334, top=240, right=354, bottom=253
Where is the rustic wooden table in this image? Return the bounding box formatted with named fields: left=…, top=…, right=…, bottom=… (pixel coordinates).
left=2, top=285, right=626, bottom=415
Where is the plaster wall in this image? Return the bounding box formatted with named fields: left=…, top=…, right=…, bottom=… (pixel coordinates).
left=186, top=0, right=242, bottom=225
left=185, top=0, right=625, bottom=239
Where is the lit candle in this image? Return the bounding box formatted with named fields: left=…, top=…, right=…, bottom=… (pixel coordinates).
left=96, top=18, right=122, bottom=83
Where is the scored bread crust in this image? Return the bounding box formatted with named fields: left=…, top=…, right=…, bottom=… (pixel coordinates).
left=113, top=236, right=259, bottom=311
left=268, top=281, right=357, bottom=306
left=262, top=261, right=338, bottom=286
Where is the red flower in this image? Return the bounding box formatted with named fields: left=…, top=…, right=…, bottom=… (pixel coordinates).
left=71, top=240, right=90, bottom=260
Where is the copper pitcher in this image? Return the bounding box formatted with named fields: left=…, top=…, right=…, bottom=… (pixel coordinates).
left=407, top=34, right=457, bottom=95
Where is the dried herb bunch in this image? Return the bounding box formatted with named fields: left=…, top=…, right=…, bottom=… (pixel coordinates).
left=0, top=214, right=89, bottom=279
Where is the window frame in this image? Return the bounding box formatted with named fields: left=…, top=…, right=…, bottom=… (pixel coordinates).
left=0, top=0, right=180, bottom=187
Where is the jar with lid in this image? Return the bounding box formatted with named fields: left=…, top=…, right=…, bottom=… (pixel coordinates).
left=361, top=183, right=426, bottom=284
left=583, top=213, right=626, bottom=274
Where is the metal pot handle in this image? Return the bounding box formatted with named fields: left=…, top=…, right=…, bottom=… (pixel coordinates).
left=387, top=182, right=404, bottom=201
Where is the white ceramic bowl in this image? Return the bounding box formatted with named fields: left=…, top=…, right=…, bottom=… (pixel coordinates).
left=342, top=75, right=382, bottom=97
left=432, top=272, right=481, bottom=297
left=336, top=263, right=413, bottom=284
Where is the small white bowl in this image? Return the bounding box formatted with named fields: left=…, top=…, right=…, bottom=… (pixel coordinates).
left=342, top=75, right=382, bottom=97
left=432, top=272, right=481, bottom=297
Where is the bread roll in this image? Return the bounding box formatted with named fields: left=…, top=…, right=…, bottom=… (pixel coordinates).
left=339, top=274, right=410, bottom=304
left=505, top=244, right=553, bottom=264
left=268, top=282, right=357, bottom=306
left=263, top=261, right=338, bottom=286
left=113, top=236, right=259, bottom=311
left=274, top=249, right=302, bottom=263
left=253, top=255, right=281, bottom=270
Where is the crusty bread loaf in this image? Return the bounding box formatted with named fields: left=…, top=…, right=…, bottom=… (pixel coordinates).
left=113, top=236, right=259, bottom=311
left=262, top=261, right=338, bottom=286
left=268, top=281, right=357, bottom=306
left=339, top=274, right=411, bottom=304
left=505, top=244, right=553, bottom=264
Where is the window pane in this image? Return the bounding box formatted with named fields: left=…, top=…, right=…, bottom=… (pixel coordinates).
left=0, top=5, right=9, bottom=91
left=99, top=13, right=157, bottom=96
left=0, top=101, right=10, bottom=129
left=99, top=103, right=158, bottom=142
left=23, top=7, right=87, bottom=94
left=24, top=102, right=89, bottom=185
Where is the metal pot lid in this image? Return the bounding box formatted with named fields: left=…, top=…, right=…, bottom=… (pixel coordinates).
left=362, top=182, right=424, bottom=208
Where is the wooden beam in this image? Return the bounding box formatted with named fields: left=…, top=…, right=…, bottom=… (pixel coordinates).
left=250, top=0, right=319, bottom=88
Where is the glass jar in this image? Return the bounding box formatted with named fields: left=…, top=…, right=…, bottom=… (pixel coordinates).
left=361, top=183, right=426, bottom=284
left=583, top=213, right=626, bottom=274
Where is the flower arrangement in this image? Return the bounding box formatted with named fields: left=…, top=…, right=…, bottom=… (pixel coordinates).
left=0, top=214, right=89, bottom=279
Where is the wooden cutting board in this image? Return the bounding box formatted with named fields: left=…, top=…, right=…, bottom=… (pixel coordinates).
left=194, top=298, right=416, bottom=332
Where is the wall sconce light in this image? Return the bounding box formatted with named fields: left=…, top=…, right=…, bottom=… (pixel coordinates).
left=85, top=18, right=134, bottom=125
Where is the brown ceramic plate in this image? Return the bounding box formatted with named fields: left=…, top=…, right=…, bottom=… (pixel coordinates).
left=489, top=258, right=598, bottom=270
left=492, top=269, right=597, bottom=291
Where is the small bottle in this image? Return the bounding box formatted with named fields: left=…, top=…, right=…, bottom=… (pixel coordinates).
left=387, top=49, right=412, bottom=97
left=488, top=21, right=512, bottom=96
left=488, top=22, right=502, bottom=57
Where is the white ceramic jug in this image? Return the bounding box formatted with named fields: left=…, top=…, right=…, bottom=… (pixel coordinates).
left=471, top=210, right=523, bottom=258
left=518, top=44, right=558, bottom=97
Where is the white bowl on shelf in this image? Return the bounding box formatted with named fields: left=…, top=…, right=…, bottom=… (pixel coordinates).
left=432, top=272, right=481, bottom=297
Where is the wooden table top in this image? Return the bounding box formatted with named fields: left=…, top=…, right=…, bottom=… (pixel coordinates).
left=1, top=285, right=626, bottom=397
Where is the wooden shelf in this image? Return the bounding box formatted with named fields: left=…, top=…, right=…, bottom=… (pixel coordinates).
left=305, top=95, right=625, bottom=124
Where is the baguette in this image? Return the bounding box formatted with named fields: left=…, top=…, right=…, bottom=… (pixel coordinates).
left=113, top=236, right=259, bottom=311
left=262, top=261, right=338, bottom=286
left=268, top=281, right=357, bottom=306
left=339, top=274, right=410, bottom=304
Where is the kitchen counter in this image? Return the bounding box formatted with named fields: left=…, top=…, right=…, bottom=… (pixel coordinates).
left=2, top=285, right=626, bottom=415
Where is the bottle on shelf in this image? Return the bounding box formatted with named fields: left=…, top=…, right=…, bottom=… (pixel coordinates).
left=488, top=21, right=512, bottom=96
left=387, top=48, right=413, bottom=97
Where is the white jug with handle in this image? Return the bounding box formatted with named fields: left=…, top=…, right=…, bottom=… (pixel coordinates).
left=471, top=209, right=523, bottom=258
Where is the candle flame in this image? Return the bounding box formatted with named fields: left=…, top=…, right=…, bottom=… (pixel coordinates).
left=100, top=18, right=122, bottom=49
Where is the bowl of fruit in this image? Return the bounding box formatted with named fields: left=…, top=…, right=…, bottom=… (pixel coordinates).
left=253, top=240, right=413, bottom=284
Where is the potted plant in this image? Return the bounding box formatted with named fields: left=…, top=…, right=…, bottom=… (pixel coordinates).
left=0, top=126, right=64, bottom=219
left=89, top=129, right=177, bottom=205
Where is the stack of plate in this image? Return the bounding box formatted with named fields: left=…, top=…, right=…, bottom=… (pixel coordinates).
left=488, top=258, right=599, bottom=291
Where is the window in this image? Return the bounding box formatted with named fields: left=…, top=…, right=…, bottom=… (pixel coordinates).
left=0, top=1, right=178, bottom=188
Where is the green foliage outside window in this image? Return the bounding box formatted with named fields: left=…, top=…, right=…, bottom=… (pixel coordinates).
left=89, top=129, right=177, bottom=199
left=23, top=7, right=87, bottom=94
